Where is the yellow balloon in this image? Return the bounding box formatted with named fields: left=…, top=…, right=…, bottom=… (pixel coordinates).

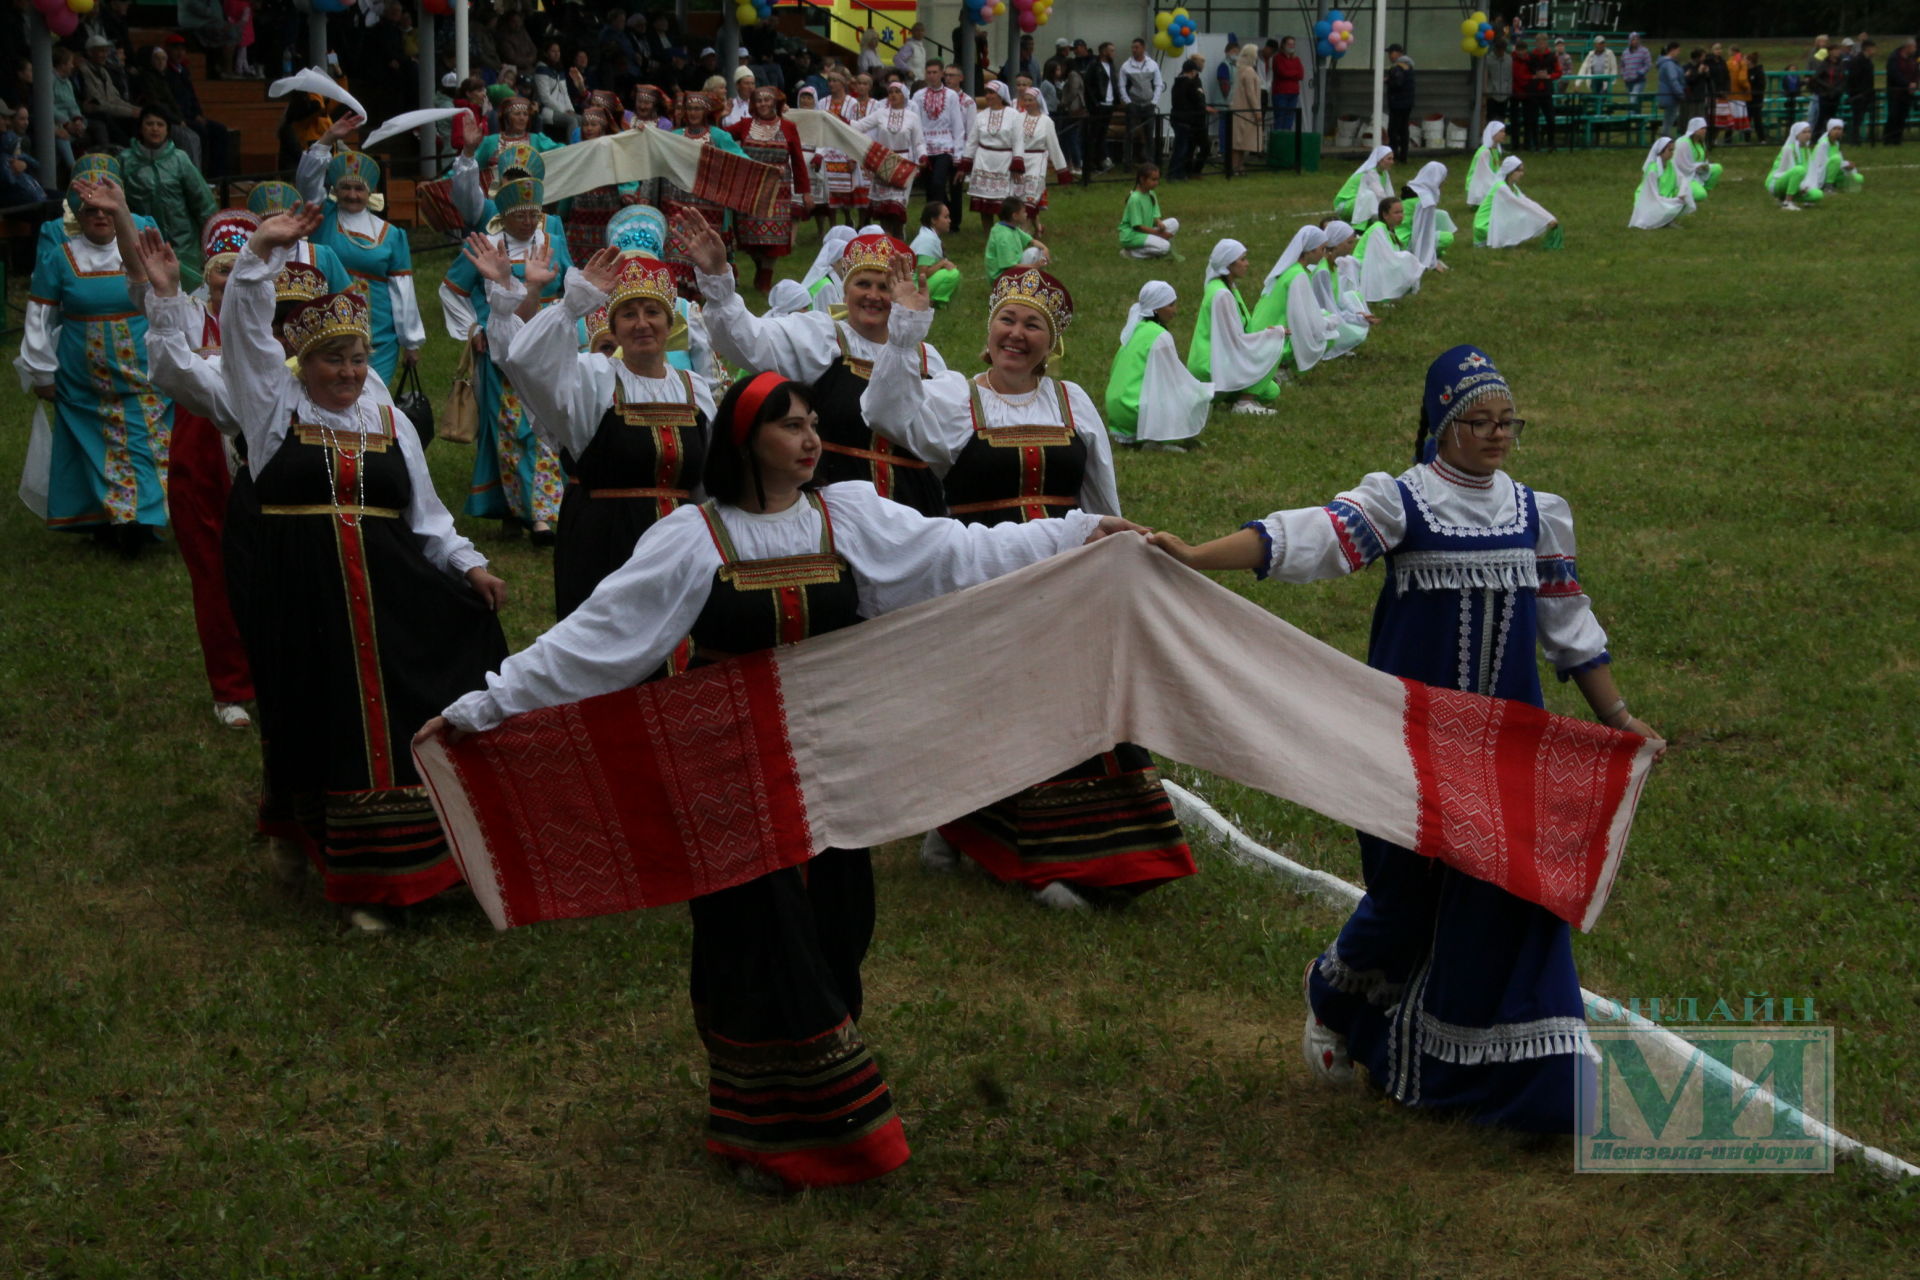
left=735, top=3, right=756, bottom=22
left=1471, top=10, right=1488, bottom=23
left=1154, top=31, right=1174, bottom=51
left=1461, top=18, right=1479, bottom=34
left=1460, top=35, right=1479, bottom=53
left=1172, top=6, right=1188, bottom=17
left=69, top=0, right=96, bottom=11
left=1155, top=11, right=1172, bottom=28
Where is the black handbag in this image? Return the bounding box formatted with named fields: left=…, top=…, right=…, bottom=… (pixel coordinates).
left=393, top=361, right=434, bottom=448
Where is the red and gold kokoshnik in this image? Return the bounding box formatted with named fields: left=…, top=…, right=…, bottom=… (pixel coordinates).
left=989, top=266, right=1075, bottom=342
left=284, top=290, right=372, bottom=357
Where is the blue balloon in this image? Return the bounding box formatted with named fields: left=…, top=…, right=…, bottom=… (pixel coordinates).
left=1316, top=37, right=1334, bottom=57
left=1327, top=9, right=1344, bottom=21
left=1314, top=19, right=1331, bottom=36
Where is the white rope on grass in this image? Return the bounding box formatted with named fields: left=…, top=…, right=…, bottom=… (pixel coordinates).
left=1162, top=779, right=1920, bottom=1180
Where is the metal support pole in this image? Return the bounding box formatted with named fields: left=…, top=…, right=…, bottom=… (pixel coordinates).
left=1369, top=0, right=1385, bottom=149
left=31, top=16, right=56, bottom=194
left=418, top=6, right=438, bottom=176
left=960, top=16, right=977, bottom=95
left=454, top=0, right=469, bottom=85
left=309, top=10, right=328, bottom=72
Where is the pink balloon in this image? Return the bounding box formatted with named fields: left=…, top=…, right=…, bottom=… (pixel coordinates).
left=34, top=0, right=63, bottom=14
left=45, top=3, right=77, bottom=32
left=1017, top=11, right=1036, bottom=31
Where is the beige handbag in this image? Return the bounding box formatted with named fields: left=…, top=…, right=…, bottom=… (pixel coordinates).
left=437, top=336, right=479, bottom=445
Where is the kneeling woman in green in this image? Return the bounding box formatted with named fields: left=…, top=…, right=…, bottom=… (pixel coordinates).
left=984, top=195, right=1047, bottom=278
left=1334, top=145, right=1394, bottom=224
left=1805, top=118, right=1864, bottom=197
left=1107, top=281, right=1210, bottom=446
left=1466, top=122, right=1505, bottom=208
left=909, top=201, right=962, bottom=307
left=1354, top=199, right=1424, bottom=303
left=1629, top=138, right=1692, bottom=231
left=1118, top=163, right=1179, bottom=259
left=1765, top=122, right=1817, bottom=209
left=1475, top=158, right=1560, bottom=249
left=1673, top=117, right=1721, bottom=200
left=1253, top=225, right=1339, bottom=375
left=1187, top=239, right=1288, bottom=416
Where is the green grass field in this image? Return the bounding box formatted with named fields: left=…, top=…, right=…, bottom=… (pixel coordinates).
left=3, top=145, right=1917, bottom=1277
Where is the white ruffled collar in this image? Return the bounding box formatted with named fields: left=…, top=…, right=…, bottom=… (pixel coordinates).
left=67, top=234, right=122, bottom=272
left=295, top=388, right=387, bottom=435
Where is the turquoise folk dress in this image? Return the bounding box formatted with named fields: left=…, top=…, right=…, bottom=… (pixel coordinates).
left=21, top=221, right=174, bottom=532
left=294, top=148, right=426, bottom=383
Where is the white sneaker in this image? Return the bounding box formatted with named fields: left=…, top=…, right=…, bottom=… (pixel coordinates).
left=343, top=906, right=394, bottom=935
left=919, top=829, right=961, bottom=872
left=1781, top=200, right=1801, bottom=211
left=1301, top=959, right=1356, bottom=1085
left=214, top=701, right=252, bottom=729
left=1232, top=399, right=1279, bottom=416
left=1033, top=881, right=1090, bottom=911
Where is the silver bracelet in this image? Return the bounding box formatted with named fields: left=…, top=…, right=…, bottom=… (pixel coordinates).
left=1599, top=698, right=1630, bottom=727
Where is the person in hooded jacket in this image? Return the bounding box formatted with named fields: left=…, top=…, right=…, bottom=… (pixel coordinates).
left=120, top=104, right=217, bottom=285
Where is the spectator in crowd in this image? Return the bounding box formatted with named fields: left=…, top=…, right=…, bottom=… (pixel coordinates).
left=1845, top=38, right=1877, bottom=142
left=48, top=49, right=92, bottom=168
left=1552, top=37, right=1573, bottom=81
left=1805, top=35, right=1831, bottom=126
left=1119, top=37, right=1164, bottom=167
left=793, top=49, right=827, bottom=100
left=531, top=41, right=576, bottom=141
left=1809, top=40, right=1845, bottom=130
left=121, top=104, right=217, bottom=282
left=1168, top=56, right=1207, bottom=181
left=223, top=0, right=257, bottom=79
left=0, top=101, right=49, bottom=206
left=1227, top=43, right=1262, bottom=177
left=895, top=23, right=927, bottom=83
left=86, top=0, right=139, bottom=70
left=1745, top=48, right=1769, bottom=142
left=1213, top=37, right=1240, bottom=163
left=1575, top=36, right=1617, bottom=95
left=130, top=44, right=202, bottom=168
left=1655, top=42, right=1686, bottom=138
left=1484, top=38, right=1512, bottom=123
left=1704, top=43, right=1731, bottom=140
left=1727, top=46, right=1753, bottom=138
left=912, top=58, right=961, bottom=208
left=641, top=11, right=676, bottom=64
left=1053, top=52, right=1086, bottom=176
left=1271, top=35, right=1304, bottom=133
left=178, top=0, right=238, bottom=80
left=1082, top=41, right=1117, bottom=175
left=595, top=8, right=639, bottom=80
left=1000, top=34, right=1039, bottom=88
left=1384, top=43, right=1415, bottom=160
left=1619, top=32, right=1651, bottom=111
left=1683, top=49, right=1713, bottom=141
left=1887, top=38, right=1916, bottom=145
left=78, top=35, right=141, bottom=146
left=1521, top=32, right=1559, bottom=151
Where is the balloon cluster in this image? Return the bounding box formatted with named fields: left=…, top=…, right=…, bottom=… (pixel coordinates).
left=1153, top=8, right=1196, bottom=54
left=1459, top=10, right=1494, bottom=57
left=422, top=0, right=453, bottom=14
left=1313, top=11, right=1355, bottom=60
left=33, top=0, right=92, bottom=35
left=734, top=0, right=773, bottom=26
left=1010, top=0, right=1053, bottom=34
left=963, top=0, right=1006, bottom=27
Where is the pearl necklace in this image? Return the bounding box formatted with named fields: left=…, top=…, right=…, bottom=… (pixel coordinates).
left=315, top=400, right=371, bottom=525
left=979, top=371, right=1046, bottom=407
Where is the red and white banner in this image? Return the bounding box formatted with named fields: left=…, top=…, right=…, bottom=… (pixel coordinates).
left=414, top=536, right=1657, bottom=934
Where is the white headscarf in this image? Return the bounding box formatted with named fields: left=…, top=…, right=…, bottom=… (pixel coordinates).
left=1020, top=85, right=1049, bottom=118
left=1643, top=137, right=1672, bottom=169
left=1481, top=121, right=1505, bottom=149
left=1788, top=121, right=1812, bottom=145
left=1357, top=144, right=1393, bottom=173
left=1684, top=116, right=1707, bottom=137
left=1262, top=225, right=1326, bottom=295
left=858, top=223, right=885, bottom=235
left=1119, top=280, right=1177, bottom=347
left=1206, top=237, right=1248, bottom=284
left=1408, top=160, right=1447, bottom=207
left=1320, top=220, right=1356, bottom=250
left=985, top=79, right=1010, bottom=104
left=1497, top=155, right=1524, bottom=179
left=1826, top=117, right=1845, bottom=133
left=800, top=226, right=855, bottom=291
left=766, top=279, right=811, bottom=316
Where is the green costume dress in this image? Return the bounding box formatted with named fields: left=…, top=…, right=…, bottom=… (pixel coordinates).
left=1765, top=133, right=1817, bottom=202
left=1117, top=189, right=1161, bottom=251
left=1679, top=136, right=1721, bottom=200
left=910, top=226, right=960, bottom=306
left=1106, top=319, right=1161, bottom=440
left=1193, top=276, right=1281, bottom=403
left=1400, top=195, right=1455, bottom=258
left=984, top=221, right=1033, bottom=279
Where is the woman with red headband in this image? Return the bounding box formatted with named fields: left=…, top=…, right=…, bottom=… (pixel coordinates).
left=724, top=85, right=810, bottom=296
left=423, top=371, right=1145, bottom=1190
left=680, top=211, right=949, bottom=517
left=861, top=260, right=1197, bottom=909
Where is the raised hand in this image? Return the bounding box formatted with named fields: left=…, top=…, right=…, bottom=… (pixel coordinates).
left=671, top=208, right=729, bottom=276
left=323, top=112, right=366, bottom=146
left=887, top=250, right=929, bottom=312
left=135, top=226, right=182, bottom=296
left=520, top=240, right=558, bottom=294
left=461, top=231, right=512, bottom=285
left=70, top=175, right=125, bottom=214
left=578, top=245, right=621, bottom=296
left=252, top=202, right=325, bottom=253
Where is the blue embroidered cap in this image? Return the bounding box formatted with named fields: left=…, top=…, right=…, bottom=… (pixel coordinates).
left=607, top=204, right=668, bottom=255
left=325, top=148, right=382, bottom=192
left=1422, top=344, right=1512, bottom=461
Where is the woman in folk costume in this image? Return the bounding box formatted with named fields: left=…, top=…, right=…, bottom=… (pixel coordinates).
left=725, top=86, right=811, bottom=296
left=1353, top=199, right=1424, bottom=303
left=845, top=74, right=879, bottom=212
left=1466, top=121, right=1505, bottom=208
left=1188, top=238, right=1287, bottom=416
left=1149, top=345, right=1660, bottom=1132
left=1013, top=86, right=1069, bottom=219
left=1804, top=118, right=1864, bottom=198
left=1672, top=117, right=1722, bottom=201
left=661, top=90, right=748, bottom=301
left=1106, top=280, right=1210, bottom=450
left=792, top=85, right=832, bottom=240
left=556, top=103, right=641, bottom=266
left=1316, top=222, right=1378, bottom=352
left=1402, top=161, right=1456, bottom=268
left=629, top=83, right=675, bottom=133
left=221, top=205, right=509, bottom=933
left=424, top=374, right=1147, bottom=1189
left=1252, top=225, right=1340, bottom=376
left=245, top=179, right=351, bottom=292
left=475, top=228, right=716, bottom=622
left=1765, top=122, right=1817, bottom=211
left=16, top=156, right=173, bottom=556
left=473, top=95, right=559, bottom=180
left=1628, top=138, right=1692, bottom=231
left=440, top=176, right=575, bottom=542
left=850, top=80, right=926, bottom=241
left=1334, top=145, right=1395, bottom=224
left=817, top=72, right=865, bottom=227
left=1474, top=157, right=1560, bottom=249
left=862, top=262, right=1198, bottom=908
left=293, top=116, right=426, bottom=384
left=603, top=208, right=717, bottom=389
left=960, top=81, right=1023, bottom=235
left=684, top=215, right=949, bottom=516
